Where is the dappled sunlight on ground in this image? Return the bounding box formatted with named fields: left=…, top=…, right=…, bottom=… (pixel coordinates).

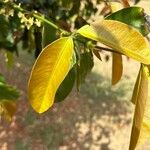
left=0, top=50, right=139, bottom=150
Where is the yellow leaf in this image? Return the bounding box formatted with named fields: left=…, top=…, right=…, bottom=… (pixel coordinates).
left=28, top=37, right=74, bottom=113
left=0, top=101, right=16, bottom=121
left=131, top=68, right=142, bottom=104
left=112, top=53, right=123, bottom=85
left=129, top=65, right=150, bottom=150
left=77, top=20, right=150, bottom=65
left=121, top=0, right=130, bottom=7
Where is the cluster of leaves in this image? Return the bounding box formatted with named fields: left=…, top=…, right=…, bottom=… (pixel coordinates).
left=0, top=0, right=108, bottom=118
left=28, top=6, right=150, bottom=150
left=0, top=74, right=19, bottom=121
left=0, top=0, right=150, bottom=150
left=0, top=0, right=103, bottom=57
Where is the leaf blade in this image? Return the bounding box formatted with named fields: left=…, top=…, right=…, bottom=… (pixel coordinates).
left=106, top=7, right=149, bottom=36
left=129, top=65, right=149, bottom=150
left=0, top=84, right=19, bottom=101
left=77, top=20, right=150, bottom=65
left=112, top=53, right=123, bottom=85
left=0, top=101, right=16, bottom=121
left=78, top=51, right=94, bottom=85
left=55, top=66, right=76, bottom=102
left=136, top=66, right=150, bottom=148
left=28, top=37, right=74, bottom=113
left=131, top=68, right=141, bottom=104
left=92, top=49, right=102, bottom=61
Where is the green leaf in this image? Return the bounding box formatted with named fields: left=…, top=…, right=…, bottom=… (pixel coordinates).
left=112, top=53, right=123, bottom=85
left=55, top=51, right=76, bottom=103
left=0, top=16, right=14, bottom=49
left=0, top=84, right=19, bottom=101
left=28, top=37, right=74, bottom=113
left=42, top=20, right=57, bottom=48
left=4, top=51, right=14, bottom=68
left=0, top=74, right=19, bottom=101
left=0, top=74, right=6, bottom=84
left=55, top=66, right=76, bottom=102
left=77, top=51, right=94, bottom=89
left=106, top=7, right=149, bottom=36
left=28, top=28, right=35, bottom=52
left=34, top=29, right=42, bottom=58
left=77, top=20, right=150, bottom=65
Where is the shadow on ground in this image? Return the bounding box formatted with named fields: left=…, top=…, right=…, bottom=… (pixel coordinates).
left=0, top=51, right=133, bottom=150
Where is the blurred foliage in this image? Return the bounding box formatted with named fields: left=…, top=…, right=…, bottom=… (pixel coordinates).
left=0, top=74, right=19, bottom=102
left=0, top=0, right=103, bottom=57
left=134, top=0, right=141, bottom=4
left=0, top=0, right=105, bottom=119
left=0, top=74, right=19, bottom=121
left=106, top=7, right=149, bottom=36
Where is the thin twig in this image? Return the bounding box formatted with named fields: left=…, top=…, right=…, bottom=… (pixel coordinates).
left=3, top=1, right=67, bottom=33
left=94, top=46, right=123, bottom=55
left=33, top=13, right=66, bottom=33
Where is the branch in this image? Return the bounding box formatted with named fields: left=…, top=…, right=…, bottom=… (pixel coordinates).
left=33, top=13, right=65, bottom=33
left=94, top=46, right=123, bottom=55
left=3, top=1, right=67, bottom=33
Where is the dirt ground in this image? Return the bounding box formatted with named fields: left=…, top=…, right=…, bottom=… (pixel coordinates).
left=0, top=0, right=150, bottom=150
left=0, top=49, right=141, bottom=150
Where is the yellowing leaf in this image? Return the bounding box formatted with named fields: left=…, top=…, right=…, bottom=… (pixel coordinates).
left=0, top=101, right=16, bottom=121
left=106, top=7, right=149, bottom=36
left=129, top=65, right=150, bottom=150
left=28, top=37, right=74, bottom=113
left=137, top=91, right=150, bottom=148
left=131, top=68, right=142, bottom=104
left=112, top=53, right=123, bottom=85
left=77, top=20, right=150, bottom=65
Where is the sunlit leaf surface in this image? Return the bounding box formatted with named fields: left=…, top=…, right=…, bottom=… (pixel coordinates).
left=77, top=20, right=150, bottom=65
left=106, top=7, right=149, bottom=36
left=28, top=37, right=74, bottom=113
left=129, top=65, right=150, bottom=150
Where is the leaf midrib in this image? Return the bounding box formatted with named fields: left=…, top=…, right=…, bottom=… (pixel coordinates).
left=79, top=25, right=150, bottom=64
left=41, top=38, right=72, bottom=110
